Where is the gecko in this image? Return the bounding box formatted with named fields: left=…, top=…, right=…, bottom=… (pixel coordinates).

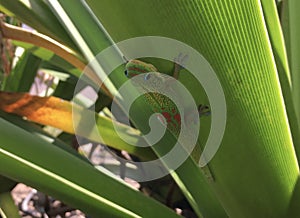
left=124, top=54, right=214, bottom=182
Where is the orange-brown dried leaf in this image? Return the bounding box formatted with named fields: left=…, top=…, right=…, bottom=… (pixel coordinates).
left=0, top=91, right=74, bottom=133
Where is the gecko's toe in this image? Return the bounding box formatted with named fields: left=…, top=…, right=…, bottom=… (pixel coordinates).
left=198, top=104, right=211, bottom=117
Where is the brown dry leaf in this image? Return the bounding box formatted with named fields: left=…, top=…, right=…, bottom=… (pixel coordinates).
left=0, top=91, right=153, bottom=159
left=0, top=91, right=74, bottom=133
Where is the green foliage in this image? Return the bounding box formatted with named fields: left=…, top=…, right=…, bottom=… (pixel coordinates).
left=0, top=0, right=299, bottom=217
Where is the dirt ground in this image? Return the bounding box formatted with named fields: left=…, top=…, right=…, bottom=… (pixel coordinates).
left=11, top=183, right=86, bottom=218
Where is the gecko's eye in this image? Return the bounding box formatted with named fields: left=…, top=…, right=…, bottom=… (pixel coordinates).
left=144, top=73, right=151, bottom=81
left=124, top=70, right=128, bottom=77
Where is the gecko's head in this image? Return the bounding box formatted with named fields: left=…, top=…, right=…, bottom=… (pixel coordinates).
left=124, top=59, right=158, bottom=78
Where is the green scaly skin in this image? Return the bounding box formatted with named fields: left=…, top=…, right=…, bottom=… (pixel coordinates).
left=125, top=58, right=214, bottom=182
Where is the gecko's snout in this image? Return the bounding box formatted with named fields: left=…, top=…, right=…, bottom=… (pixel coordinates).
left=124, top=69, right=128, bottom=77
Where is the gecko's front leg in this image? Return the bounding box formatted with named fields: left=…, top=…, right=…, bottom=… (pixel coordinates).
left=172, top=54, right=211, bottom=118
left=173, top=53, right=189, bottom=80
